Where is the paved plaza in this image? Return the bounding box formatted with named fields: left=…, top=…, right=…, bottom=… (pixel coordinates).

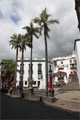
left=0, top=89, right=80, bottom=119
left=46, top=88, right=80, bottom=112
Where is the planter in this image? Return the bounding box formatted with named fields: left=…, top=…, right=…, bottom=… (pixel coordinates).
left=49, top=89, right=54, bottom=97
left=29, top=87, right=33, bottom=95
left=1, top=88, right=8, bottom=93
left=21, top=92, right=24, bottom=98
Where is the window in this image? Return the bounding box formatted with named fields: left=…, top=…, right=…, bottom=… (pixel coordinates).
left=38, top=64, right=42, bottom=73
left=58, top=68, right=64, bottom=70
left=20, top=64, right=24, bottom=73
left=28, top=64, right=33, bottom=74
left=61, top=61, right=63, bottom=64
left=25, top=81, right=27, bottom=85
left=28, top=64, right=30, bottom=74
left=73, top=59, right=76, bottom=64
left=38, top=81, right=40, bottom=87
left=28, top=64, right=33, bottom=80
left=54, top=61, right=57, bottom=66
left=70, top=60, right=72, bottom=63
left=38, top=74, right=42, bottom=79
left=72, top=64, right=74, bottom=67
left=38, top=64, right=42, bottom=79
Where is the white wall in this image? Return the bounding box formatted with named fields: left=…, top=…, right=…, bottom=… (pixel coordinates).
left=16, top=59, right=54, bottom=89
left=75, top=41, right=80, bottom=86
left=52, top=53, right=76, bottom=84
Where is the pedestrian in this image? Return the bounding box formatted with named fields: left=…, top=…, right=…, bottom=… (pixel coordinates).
left=10, top=86, right=13, bottom=96
left=19, top=80, right=22, bottom=93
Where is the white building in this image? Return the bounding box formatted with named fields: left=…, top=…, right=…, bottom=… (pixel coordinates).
left=74, top=39, right=80, bottom=86
left=16, top=58, right=54, bottom=89
left=51, top=53, right=76, bottom=84
left=0, top=63, right=1, bottom=84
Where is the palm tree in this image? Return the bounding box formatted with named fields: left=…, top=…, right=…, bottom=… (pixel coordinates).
left=33, top=8, right=59, bottom=96
left=22, top=22, right=39, bottom=84
left=19, top=34, right=31, bottom=96
left=9, top=34, right=21, bottom=86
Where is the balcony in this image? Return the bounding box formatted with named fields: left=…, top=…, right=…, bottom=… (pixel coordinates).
left=70, top=62, right=76, bottom=65
left=28, top=70, right=33, bottom=74
left=70, top=67, right=76, bottom=70
left=54, top=63, right=57, bottom=66
left=57, top=64, right=68, bottom=67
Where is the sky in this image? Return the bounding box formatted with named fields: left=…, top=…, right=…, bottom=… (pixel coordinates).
left=0, top=0, right=80, bottom=62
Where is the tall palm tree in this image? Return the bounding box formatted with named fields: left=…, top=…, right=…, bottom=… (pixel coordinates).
left=22, top=22, right=39, bottom=83
left=19, top=34, right=31, bottom=96
left=9, top=34, right=21, bottom=85
left=33, top=8, right=59, bottom=96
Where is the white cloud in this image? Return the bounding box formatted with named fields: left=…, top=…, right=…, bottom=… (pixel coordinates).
left=0, top=0, right=80, bottom=62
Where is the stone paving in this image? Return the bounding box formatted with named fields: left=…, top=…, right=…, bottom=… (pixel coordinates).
left=1, top=92, right=79, bottom=120
left=5, top=88, right=80, bottom=112
left=44, top=88, right=80, bottom=112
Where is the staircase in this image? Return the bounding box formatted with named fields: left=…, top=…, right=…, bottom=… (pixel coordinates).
left=58, top=74, right=80, bottom=91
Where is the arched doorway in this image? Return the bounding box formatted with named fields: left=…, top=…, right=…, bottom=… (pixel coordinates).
left=53, top=71, right=67, bottom=84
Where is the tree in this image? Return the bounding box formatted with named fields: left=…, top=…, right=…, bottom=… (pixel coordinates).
left=9, top=34, right=21, bottom=85
left=23, top=22, right=39, bottom=83
left=1, top=60, right=15, bottom=87
left=19, top=34, right=30, bottom=95
left=33, top=8, right=59, bottom=96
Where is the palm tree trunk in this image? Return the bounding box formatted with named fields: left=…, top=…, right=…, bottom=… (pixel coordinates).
left=30, top=35, right=33, bottom=81
left=21, top=47, right=24, bottom=95
left=44, top=23, right=48, bottom=96
left=14, top=47, right=18, bottom=86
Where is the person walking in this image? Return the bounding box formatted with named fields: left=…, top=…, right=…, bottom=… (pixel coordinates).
left=10, top=86, right=13, bottom=96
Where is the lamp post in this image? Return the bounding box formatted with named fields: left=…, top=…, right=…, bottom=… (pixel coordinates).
left=49, top=70, right=53, bottom=91
left=49, top=70, right=54, bottom=97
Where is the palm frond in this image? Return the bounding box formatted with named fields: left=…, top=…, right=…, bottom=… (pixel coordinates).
left=32, top=17, right=40, bottom=23
left=22, top=26, right=30, bottom=32
left=33, top=33, right=39, bottom=39
left=48, top=19, right=59, bottom=24
left=46, top=14, right=51, bottom=19
left=46, top=25, right=51, bottom=32
left=27, top=43, right=32, bottom=48
left=39, top=25, right=44, bottom=36
left=34, top=27, right=40, bottom=33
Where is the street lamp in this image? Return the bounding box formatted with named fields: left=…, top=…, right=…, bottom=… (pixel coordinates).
left=49, top=70, right=54, bottom=97
left=49, top=70, right=52, bottom=77
left=49, top=70, right=53, bottom=91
